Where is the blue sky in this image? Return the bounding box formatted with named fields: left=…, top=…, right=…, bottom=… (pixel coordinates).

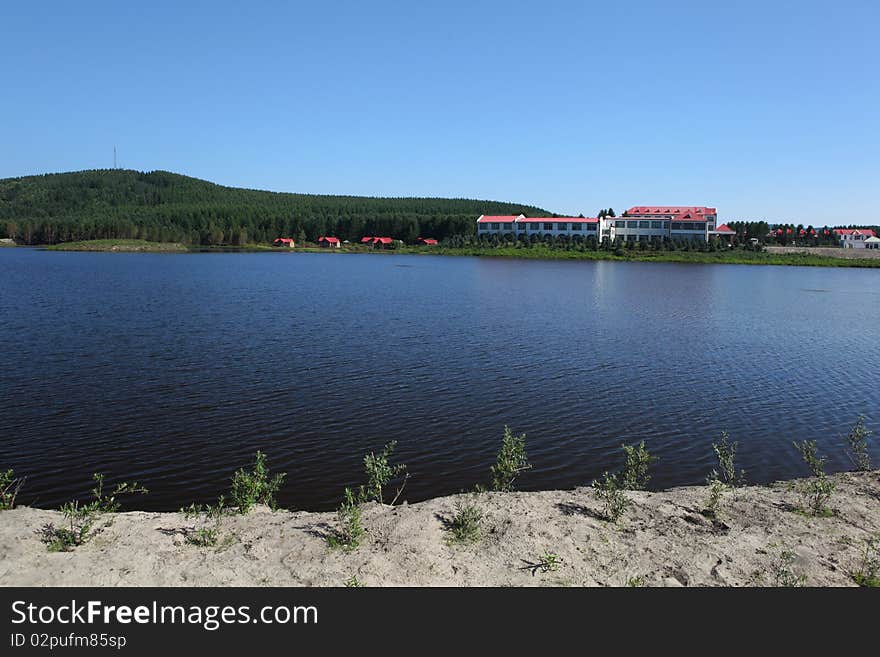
left=1, top=0, right=877, bottom=223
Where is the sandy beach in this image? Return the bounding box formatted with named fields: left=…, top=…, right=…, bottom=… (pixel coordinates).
left=1, top=471, right=877, bottom=587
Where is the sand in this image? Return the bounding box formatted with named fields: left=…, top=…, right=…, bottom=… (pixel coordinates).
left=1, top=471, right=878, bottom=587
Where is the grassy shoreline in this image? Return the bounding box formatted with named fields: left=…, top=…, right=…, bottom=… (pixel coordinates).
left=34, top=239, right=880, bottom=267
left=403, top=245, right=880, bottom=268
left=45, top=239, right=188, bottom=252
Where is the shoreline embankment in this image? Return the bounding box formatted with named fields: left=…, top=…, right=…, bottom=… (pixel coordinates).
left=1, top=471, right=877, bottom=586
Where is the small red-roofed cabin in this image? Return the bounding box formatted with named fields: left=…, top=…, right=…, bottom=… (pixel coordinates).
left=416, top=237, right=438, bottom=245
left=273, top=237, right=295, bottom=248
left=712, top=224, right=735, bottom=244
left=317, top=236, right=341, bottom=248
left=362, top=236, right=394, bottom=249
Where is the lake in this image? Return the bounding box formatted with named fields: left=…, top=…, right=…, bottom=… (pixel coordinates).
left=1, top=248, right=878, bottom=511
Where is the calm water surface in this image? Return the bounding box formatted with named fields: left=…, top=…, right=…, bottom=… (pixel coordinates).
left=1, top=248, right=877, bottom=510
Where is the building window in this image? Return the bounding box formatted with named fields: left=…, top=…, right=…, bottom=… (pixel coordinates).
left=671, top=223, right=682, bottom=230
left=586, top=224, right=596, bottom=231
left=651, top=221, right=663, bottom=229
left=543, top=223, right=554, bottom=231
left=615, top=220, right=626, bottom=228
left=491, top=223, right=500, bottom=230
left=557, top=222, right=568, bottom=231
left=628, top=221, right=639, bottom=229
left=570, top=223, right=581, bottom=230
left=639, top=221, right=651, bottom=229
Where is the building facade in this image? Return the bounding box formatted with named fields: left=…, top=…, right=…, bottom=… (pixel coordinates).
left=476, top=214, right=601, bottom=239
left=476, top=206, right=719, bottom=243
left=835, top=229, right=878, bottom=248
left=607, top=206, right=717, bottom=242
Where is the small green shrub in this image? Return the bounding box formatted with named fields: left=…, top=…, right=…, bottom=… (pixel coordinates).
left=187, top=528, right=219, bottom=547
left=627, top=576, right=646, bottom=587
left=851, top=536, right=880, bottom=587
left=329, top=442, right=411, bottom=551
left=771, top=546, right=806, bottom=587
left=794, top=440, right=835, bottom=516
left=363, top=441, right=408, bottom=505
left=446, top=498, right=483, bottom=544
left=620, top=441, right=655, bottom=490
left=711, top=431, right=745, bottom=486
left=344, top=575, right=365, bottom=587
left=41, top=502, right=94, bottom=552
left=796, top=440, right=825, bottom=478
left=490, top=426, right=532, bottom=492
left=537, top=552, right=561, bottom=573
left=328, top=487, right=364, bottom=551
left=0, top=468, right=24, bottom=510
left=594, top=471, right=630, bottom=522
left=181, top=496, right=228, bottom=547
left=41, top=473, right=148, bottom=552
left=845, top=416, right=872, bottom=472
left=230, top=451, right=286, bottom=513
left=522, top=551, right=562, bottom=575
left=703, top=478, right=727, bottom=518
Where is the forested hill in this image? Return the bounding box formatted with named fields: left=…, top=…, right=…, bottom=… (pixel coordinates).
left=0, top=169, right=550, bottom=245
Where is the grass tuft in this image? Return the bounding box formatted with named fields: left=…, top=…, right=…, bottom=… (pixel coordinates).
left=446, top=498, right=483, bottom=544
left=230, top=450, right=286, bottom=513
left=41, top=473, right=147, bottom=551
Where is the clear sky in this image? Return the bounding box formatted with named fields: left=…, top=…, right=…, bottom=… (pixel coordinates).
left=1, top=0, right=877, bottom=223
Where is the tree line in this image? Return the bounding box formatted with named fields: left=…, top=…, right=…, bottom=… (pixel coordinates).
left=0, top=169, right=548, bottom=246
left=726, top=221, right=880, bottom=246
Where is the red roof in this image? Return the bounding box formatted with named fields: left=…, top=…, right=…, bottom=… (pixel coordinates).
left=273, top=237, right=294, bottom=244
left=626, top=206, right=717, bottom=222
left=714, top=224, right=735, bottom=234
left=477, top=215, right=522, bottom=223
left=374, top=237, right=393, bottom=244
left=417, top=238, right=438, bottom=244
left=318, top=236, right=340, bottom=244
left=519, top=217, right=599, bottom=223
left=834, top=228, right=877, bottom=237
left=360, top=236, right=374, bottom=243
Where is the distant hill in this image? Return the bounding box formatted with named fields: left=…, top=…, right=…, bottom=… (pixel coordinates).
left=0, top=169, right=550, bottom=245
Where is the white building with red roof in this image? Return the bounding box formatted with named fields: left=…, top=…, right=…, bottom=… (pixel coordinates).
left=610, top=206, right=718, bottom=242
left=317, top=236, right=341, bottom=248
left=476, top=206, right=720, bottom=243
left=834, top=228, right=878, bottom=248
left=477, top=214, right=601, bottom=239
